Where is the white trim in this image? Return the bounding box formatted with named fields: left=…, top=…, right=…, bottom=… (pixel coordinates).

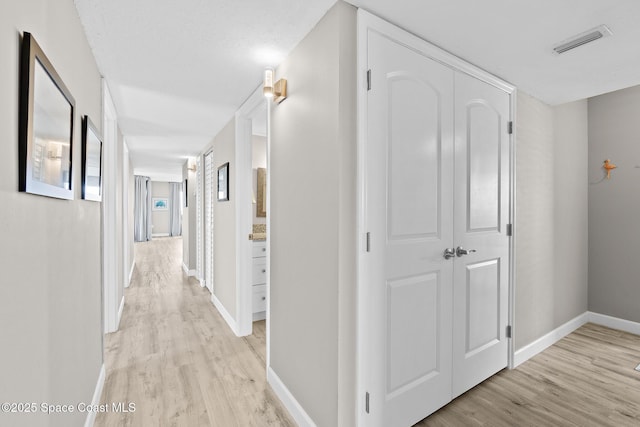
left=116, top=296, right=125, bottom=330
left=182, top=262, right=197, bottom=277
left=513, top=312, right=589, bottom=368
left=266, top=86, right=272, bottom=370
left=127, top=261, right=135, bottom=288
left=199, top=278, right=205, bottom=287
left=253, top=311, right=266, bottom=322
left=83, top=364, right=105, bottom=427
left=588, top=311, right=640, bottom=336
left=152, top=233, right=170, bottom=238
left=235, top=85, right=267, bottom=338
left=267, top=367, right=316, bottom=427
left=212, top=293, right=240, bottom=336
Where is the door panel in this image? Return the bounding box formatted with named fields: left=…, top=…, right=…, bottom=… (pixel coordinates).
left=452, top=71, right=510, bottom=397
left=365, top=30, right=454, bottom=427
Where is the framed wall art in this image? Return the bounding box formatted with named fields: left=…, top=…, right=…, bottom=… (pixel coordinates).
left=152, top=198, right=169, bottom=211
left=19, top=32, right=76, bottom=200
left=217, top=162, right=229, bottom=201
left=81, top=116, right=102, bottom=202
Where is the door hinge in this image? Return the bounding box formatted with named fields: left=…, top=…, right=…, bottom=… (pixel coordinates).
left=506, top=325, right=512, bottom=338
left=366, top=232, right=371, bottom=252
left=506, top=223, right=513, bottom=237
left=365, top=392, right=370, bottom=414
left=508, top=121, right=513, bottom=134
left=366, top=69, right=372, bottom=91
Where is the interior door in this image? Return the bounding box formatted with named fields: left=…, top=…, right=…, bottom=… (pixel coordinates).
left=365, top=30, right=455, bottom=427
left=452, top=71, right=511, bottom=397
left=204, top=151, right=214, bottom=294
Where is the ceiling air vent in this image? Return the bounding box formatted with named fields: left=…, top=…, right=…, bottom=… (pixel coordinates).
left=553, top=25, right=612, bottom=54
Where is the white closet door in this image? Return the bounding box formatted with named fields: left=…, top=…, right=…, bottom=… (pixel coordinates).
left=196, top=157, right=203, bottom=283
left=452, top=71, right=510, bottom=397
left=204, top=151, right=214, bottom=294
left=364, top=30, right=455, bottom=427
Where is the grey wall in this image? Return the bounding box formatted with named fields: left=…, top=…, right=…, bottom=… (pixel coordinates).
left=271, top=2, right=357, bottom=426
left=151, top=181, right=170, bottom=236
left=588, top=85, right=640, bottom=323
left=0, top=0, right=103, bottom=426
left=212, top=119, right=237, bottom=317
left=515, top=92, right=589, bottom=349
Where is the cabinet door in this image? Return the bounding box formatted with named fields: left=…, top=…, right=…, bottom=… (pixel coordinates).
left=252, top=257, right=267, bottom=286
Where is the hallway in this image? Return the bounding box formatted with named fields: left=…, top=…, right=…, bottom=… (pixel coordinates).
left=95, top=237, right=293, bottom=427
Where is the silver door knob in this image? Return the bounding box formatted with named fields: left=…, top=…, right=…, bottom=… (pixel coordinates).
left=443, top=248, right=456, bottom=260
left=456, top=246, right=476, bottom=257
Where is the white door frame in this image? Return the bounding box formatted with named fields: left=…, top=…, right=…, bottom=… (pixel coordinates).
left=102, top=80, right=120, bottom=334
left=235, top=86, right=267, bottom=337
left=356, top=10, right=517, bottom=425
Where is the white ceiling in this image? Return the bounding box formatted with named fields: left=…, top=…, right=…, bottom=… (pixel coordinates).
left=75, top=0, right=640, bottom=180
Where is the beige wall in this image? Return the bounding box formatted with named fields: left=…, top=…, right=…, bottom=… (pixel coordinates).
left=151, top=181, right=170, bottom=236
left=270, top=2, right=357, bottom=426
left=0, top=0, right=103, bottom=426
left=515, top=92, right=589, bottom=349
left=212, top=119, right=237, bottom=317
left=588, top=85, right=640, bottom=323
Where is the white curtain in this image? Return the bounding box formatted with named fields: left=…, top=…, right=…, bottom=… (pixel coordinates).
left=169, top=182, right=182, bottom=237
left=134, top=176, right=153, bottom=242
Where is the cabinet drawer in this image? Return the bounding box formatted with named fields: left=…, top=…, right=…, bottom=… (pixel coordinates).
left=253, top=285, right=267, bottom=313
left=252, top=241, right=267, bottom=258
left=252, top=257, right=267, bottom=286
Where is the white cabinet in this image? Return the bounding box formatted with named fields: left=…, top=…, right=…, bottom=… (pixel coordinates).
left=252, top=241, right=267, bottom=320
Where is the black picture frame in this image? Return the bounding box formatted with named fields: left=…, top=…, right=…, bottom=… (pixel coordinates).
left=19, top=32, right=76, bottom=200
left=217, top=162, right=229, bottom=201
left=81, top=116, right=103, bottom=202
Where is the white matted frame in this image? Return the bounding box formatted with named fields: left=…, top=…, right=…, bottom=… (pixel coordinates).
left=355, top=9, right=516, bottom=425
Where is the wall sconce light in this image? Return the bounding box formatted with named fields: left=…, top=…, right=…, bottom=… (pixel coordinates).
left=187, top=159, right=197, bottom=172
left=263, top=69, right=287, bottom=104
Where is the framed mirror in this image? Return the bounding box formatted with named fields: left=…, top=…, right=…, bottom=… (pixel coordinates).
left=81, top=116, right=102, bottom=202
left=19, top=32, right=75, bottom=200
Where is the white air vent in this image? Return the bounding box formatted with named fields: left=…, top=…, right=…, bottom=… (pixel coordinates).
left=553, top=25, right=612, bottom=54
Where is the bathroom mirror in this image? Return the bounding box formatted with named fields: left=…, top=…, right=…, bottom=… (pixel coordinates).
left=19, top=32, right=75, bottom=200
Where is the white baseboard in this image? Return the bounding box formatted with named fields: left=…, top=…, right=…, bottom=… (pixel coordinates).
left=199, top=278, right=205, bottom=287
left=212, top=293, right=240, bottom=337
left=253, top=311, right=266, bottom=322
left=267, top=367, right=316, bottom=427
left=182, top=263, right=197, bottom=277
left=84, top=364, right=105, bottom=427
left=588, top=311, right=640, bottom=336
left=152, top=233, right=170, bottom=238
left=514, top=312, right=588, bottom=368
left=126, top=261, right=135, bottom=288
left=116, top=296, right=125, bottom=330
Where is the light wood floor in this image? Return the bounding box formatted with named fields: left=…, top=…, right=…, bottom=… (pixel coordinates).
left=418, top=323, right=640, bottom=426
left=96, top=237, right=640, bottom=427
left=95, top=237, right=294, bottom=427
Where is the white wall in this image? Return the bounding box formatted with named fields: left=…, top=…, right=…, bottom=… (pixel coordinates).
left=515, top=92, right=589, bottom=349
left=588, top=84, right=640, bottom=323
left=212, top=119, right=237, bottom=317
left=151, top=181, right=170, bottom=236
left=270, top=3, right=357, bottom=426
left=0, top=0, right=103, bottom=426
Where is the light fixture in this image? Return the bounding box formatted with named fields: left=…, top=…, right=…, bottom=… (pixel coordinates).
left=263, top=68, right=287, bottom=104
left=553, top=25, right=612, bottom=54
left=187, top=159, right=197, bottom=172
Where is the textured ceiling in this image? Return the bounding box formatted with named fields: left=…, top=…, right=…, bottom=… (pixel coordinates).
left=75, top=0, right=640, bottom=180
left=74, top=0, right=336, bottom=180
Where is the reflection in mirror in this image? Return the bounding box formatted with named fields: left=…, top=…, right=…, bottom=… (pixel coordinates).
left=82, top=116, right=102, bottom=201
left=19, top=32, right=75, bottom=200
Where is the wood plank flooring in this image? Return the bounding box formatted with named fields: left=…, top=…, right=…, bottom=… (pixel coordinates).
left=95, top=237, right=294, bottom=427
left=96, top=237, right=640, bottom=426
left=418, top=323, right=640, bottom=426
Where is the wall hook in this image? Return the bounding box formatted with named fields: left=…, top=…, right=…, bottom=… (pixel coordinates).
left=603, top=159, right=617, bottom=179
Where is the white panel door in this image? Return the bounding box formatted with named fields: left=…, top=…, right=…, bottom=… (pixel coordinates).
left=204, top=151, right=214, bottom=294
left=365, top=30, right=455, bottom=427
left=452, top=71, right=510, bottom=397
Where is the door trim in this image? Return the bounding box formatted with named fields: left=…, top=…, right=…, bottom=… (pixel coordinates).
left=235, top=85, right=268, bottom=337
left=356, top=9, right=516, bottom=425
